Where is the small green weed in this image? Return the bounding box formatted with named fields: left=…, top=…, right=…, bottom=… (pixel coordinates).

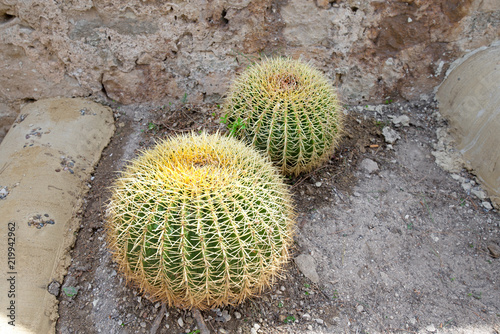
left=283, top=315, right=296, bottom=324
left=332, top=289, right=339, bottom=299
left=407, top=223, right=413, bottom=230
left=63, top=286, right=78, bottom=297
left=374, top=120, right=389, bottom=129
left=221, top=115, right=246, bottom=137
left=384, top=99, right=394, bottom=105
left=467, top=292, right=482, bottom=300
left=181, top=92, right=188, bottom=104
left=186, top=330, right=200, bottom=334
left=278, top=301, right=284, bottom=308
left=304, top=283, right=311, bottom=295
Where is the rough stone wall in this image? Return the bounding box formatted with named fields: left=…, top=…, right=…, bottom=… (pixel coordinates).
left=1, top=0, right=499, bottom=135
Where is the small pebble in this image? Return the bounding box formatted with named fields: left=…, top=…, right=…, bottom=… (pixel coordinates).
left=234, top=311, right=242, bottom=319
left=426, top=324, right=436, bottom=332
left=177, top=317, right=184, bottom=327
left=221, top=310, right=231, bottom=322
left=482, top=202, right=493, bottom=210
left=487, top=243, right=500, bottom=258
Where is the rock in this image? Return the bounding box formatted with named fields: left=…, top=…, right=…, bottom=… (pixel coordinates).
left=102, top=68, right=180, bottom=105
left=487, top=243, right=500, bottom=258
left=234, top=311, right=242, bottom=319
left=294, top=254, right=319, bottom=284
left=140, top=322, right=146, bottom=328
left=461, top=182, right=472, bottom=192
left=426, top=324, right=436, bottom=332
left=177, top=317, right=184, bottom=327
left=360, top=158, right=379, bottom=174
left=356, top=305, right=364, bottom=313
left=316, top=0, right=330, bottom=9
left=314, top=318, right=324, bottom=325
left=0, top=0, right=498, bottom=121
left=471, top=189, right=487, bottom=200
left=392, top=115, right=410, bottom=127
left=47, top=281, right=61, bottom=296
left=482, top=201, right=493, bottom=211
left=382, top=127, right=401, bottom=144
left=221, top=310, right=231, bottom=322
left=437, top=43, right=500, bottom=209
left=315, top=182, right=322, bottom=187
left=451, top=174, right=465, bottom=182
left=302, top=313, right=311, bottom=320
left=0, top=186, right=8, bottom=199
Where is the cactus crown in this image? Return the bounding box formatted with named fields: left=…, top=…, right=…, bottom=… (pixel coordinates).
left=223, top=57, right=344, bottom=175
left=106, top=132, right=295, bottom=310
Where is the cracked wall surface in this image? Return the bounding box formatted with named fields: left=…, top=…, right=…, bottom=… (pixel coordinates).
left=1, top=0, right=499, bottom=136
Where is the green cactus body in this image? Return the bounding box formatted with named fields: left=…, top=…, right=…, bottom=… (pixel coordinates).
left=223, top=57, right=344, bottom=175
left=106, top=132, right=295, bottom=310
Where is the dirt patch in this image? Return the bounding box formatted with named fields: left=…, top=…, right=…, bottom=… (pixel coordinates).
left=56, top=99, right=500, bottom=334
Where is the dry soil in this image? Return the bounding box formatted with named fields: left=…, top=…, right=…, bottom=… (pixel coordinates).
left=56, top=98, right=500, bottom=334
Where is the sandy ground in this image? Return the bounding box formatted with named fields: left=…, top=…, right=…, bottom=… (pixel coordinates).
left=56, top=98, right=500, bottom=334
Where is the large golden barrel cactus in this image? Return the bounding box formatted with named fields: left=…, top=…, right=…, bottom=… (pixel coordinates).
left=106, top=132, right=295, bottom=310
left=223, top=57, right=344, bottom=175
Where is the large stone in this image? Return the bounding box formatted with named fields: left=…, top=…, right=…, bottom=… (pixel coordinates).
left=436, top=42, right=500, bottom=208
left=0, top=0, right=498, bottom=119
left=294, top=254, right=320, bottom=284
left=0, top=98, right=114, bottom=334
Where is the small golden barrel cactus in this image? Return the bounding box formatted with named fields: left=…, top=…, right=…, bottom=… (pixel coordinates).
left=223, top=57, right=344, bottom=175
left=106, top=132, right=295, bottom=310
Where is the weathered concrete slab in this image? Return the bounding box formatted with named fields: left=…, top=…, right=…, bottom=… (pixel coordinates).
left=437, top=42, right=500, bottom=208
left=0, top=98, right=114, bottom=333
